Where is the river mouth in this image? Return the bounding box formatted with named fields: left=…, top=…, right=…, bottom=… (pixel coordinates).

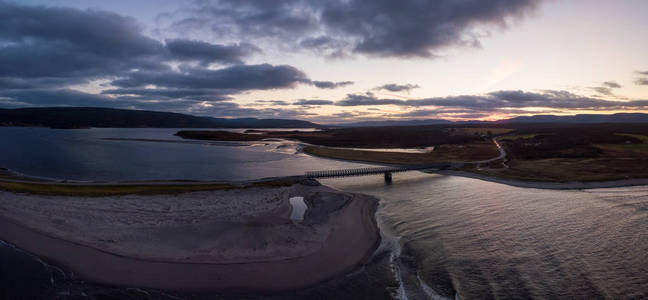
left=321, top=172, right=648, bottom=299
left=2, top=128, right=648, bottom=299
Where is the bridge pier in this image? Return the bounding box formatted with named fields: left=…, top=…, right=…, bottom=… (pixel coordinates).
left=384, top=171, right=392, bottom=183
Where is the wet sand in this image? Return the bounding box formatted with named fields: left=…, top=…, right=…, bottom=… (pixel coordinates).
left=0, top=184, right=380, bottom=294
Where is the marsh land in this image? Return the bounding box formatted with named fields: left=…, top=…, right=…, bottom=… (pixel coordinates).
left=178, top=123, right=648, bottom=183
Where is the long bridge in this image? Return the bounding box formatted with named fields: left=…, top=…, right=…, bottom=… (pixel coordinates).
left=305, top=163, right=461, bottom=183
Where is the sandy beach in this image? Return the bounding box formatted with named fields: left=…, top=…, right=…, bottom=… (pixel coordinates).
left=0, top=182, right=380, bottom=293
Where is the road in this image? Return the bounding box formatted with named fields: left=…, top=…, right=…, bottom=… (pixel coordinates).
left=469, top=138, right=507, bottom=165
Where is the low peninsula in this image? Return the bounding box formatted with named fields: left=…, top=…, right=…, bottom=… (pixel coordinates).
left=176, top=124, right=648, bottom=183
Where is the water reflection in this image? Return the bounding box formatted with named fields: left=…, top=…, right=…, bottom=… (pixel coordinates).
left=0, top=127, right=377, bottom=181
left=322, top=173, right=648, bottom=298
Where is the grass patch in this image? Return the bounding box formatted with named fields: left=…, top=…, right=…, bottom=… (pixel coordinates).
left=449, top=128, right=513, bottom=136
left=0, top=178, right=298, bottom=197
left=595, top=143, right=648, bottom=156
left=616, top=133, right=648, bottom=143
left=304, top=142, right=499, bottom=165
left=470, top=157, right=648, bottom=182
left=497, top=133, right=544, bottom=141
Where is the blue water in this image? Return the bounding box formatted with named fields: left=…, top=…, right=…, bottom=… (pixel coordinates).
left=0, top=127, right=376, bottom=181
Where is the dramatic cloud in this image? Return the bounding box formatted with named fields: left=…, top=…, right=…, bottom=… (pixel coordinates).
left=294, top=99, right=335, bottom=106
left=173, top=0, right=543, bottom=58
left=311, top=80, right=354, bottom=89
left=603, top=81, right=622, bottom=88
left=326, top=90, right=648, bottom=112
left=0, top=1, right=322, bottom=108
left=591, top=81, right=622, bottom=96
left=636, top=71, right=648, bottom=76
left=0, top=89, right=115, bottom=107
left=101, top=88, right=233, bottom=101
left=337, top=92, right=405, bottom=106
left=255, top=100, right=290, bottom=106
left=374, top=83, right=420, bottom=92
left=636, top=78, right=648, bottom=86
left=0, top=1, right=165, bottom=82
left=165, top=39, right=259, bottom=65
left=111, top=64, right=309, bottom=90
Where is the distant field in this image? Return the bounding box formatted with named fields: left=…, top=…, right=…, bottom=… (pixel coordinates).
left=178, top=123, right=648, bottom=182
left=304, top=142, right=499, bottom=165
left=449, top=127, right=513, bottom=136
left=178, top=126, right=485, bottom=148
left=498, top=133, right=544, bottom=140
left=472, top=157, right=648, bottom=182
left=0, top=177, right=298, bottom=196
left=475, top=125, right=648, bottom=182
left=615, top=133, right=648, bottom=142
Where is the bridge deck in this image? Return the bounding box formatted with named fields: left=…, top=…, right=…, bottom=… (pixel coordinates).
left=306, top=164, right=452, bottom=179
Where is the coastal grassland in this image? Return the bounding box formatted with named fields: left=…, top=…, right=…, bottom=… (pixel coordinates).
left=594, top=133, right=648, bottom=155
left=470, top=158, right=648, bottom=182
left=0, top=177, right=299, bottom=196
left=615, top=133, right=648, bottom=142
left=449, top=127, right=513, bottom=136
left=304, top=142, right=499, bottom=165
left=177, top=126, right=484, bottom=148
left=595, top=143, right=648, bottom=155
left=497, top=133, right=544, bottom=141
left=473, top=125, right=648, bottom=182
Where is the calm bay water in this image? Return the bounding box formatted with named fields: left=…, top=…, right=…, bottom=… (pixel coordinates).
left=0, top=127, right=375, bottom=181
left=1, top=127, right=647, bottom=299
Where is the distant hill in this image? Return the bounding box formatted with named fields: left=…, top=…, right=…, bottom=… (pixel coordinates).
left=334, top=119, right=453, bottom=127
left=500, top=113, right=648, bottom=123
left=2, top=107, right=648, bottom=129
left=0, top=107, right=321, bottom=129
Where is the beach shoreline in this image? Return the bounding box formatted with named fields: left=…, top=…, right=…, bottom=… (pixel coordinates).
left=0, top=183, right=381, bottom=294
left=438, top=170, right=648, bottom=190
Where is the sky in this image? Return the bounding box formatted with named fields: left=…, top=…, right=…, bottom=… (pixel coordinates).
left=2, top=0, right=648, bottom=123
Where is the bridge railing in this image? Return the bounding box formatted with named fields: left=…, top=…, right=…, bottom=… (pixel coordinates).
left=305, top=164, right=449, bottom=178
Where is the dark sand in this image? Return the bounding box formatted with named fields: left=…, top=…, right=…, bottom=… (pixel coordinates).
left=0, top=185, right=380, bottom=294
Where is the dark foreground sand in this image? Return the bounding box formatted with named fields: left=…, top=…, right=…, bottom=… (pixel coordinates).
left=0, top=183, right=380, bottom=294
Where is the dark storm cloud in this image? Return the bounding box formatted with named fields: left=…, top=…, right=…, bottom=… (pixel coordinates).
left=165, top=39, right=259, bottom=65
left=255, top=100, right=291, bottom=106
left=0, top=89, right=117, bottom=107
left=0, top=1, right=322, bottom=109
left=0, top=87, right=313, bottom=119
left=311, top=80, right=354, bottom=89
left=294, top=99, right=335, bottom=106
left=101, top=88, right=234, bottom=101
left=396, top=108, right=480, bottom=118
left=0, top=0, right=165, bottom=81
left=414, top=90, right=648, bottom=109
left=636, top=78, right=648, bottom=86
left=178, top=0, right=542, bottom=58
left=330, top=90, right=648, bottom=111
left=110, top=64, right=309, bottom=90
left=336, top=93, right=405, bottom=106
left=299, top=36, right=347, bottom=50
left=374, top=83, right=420, bottom=92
